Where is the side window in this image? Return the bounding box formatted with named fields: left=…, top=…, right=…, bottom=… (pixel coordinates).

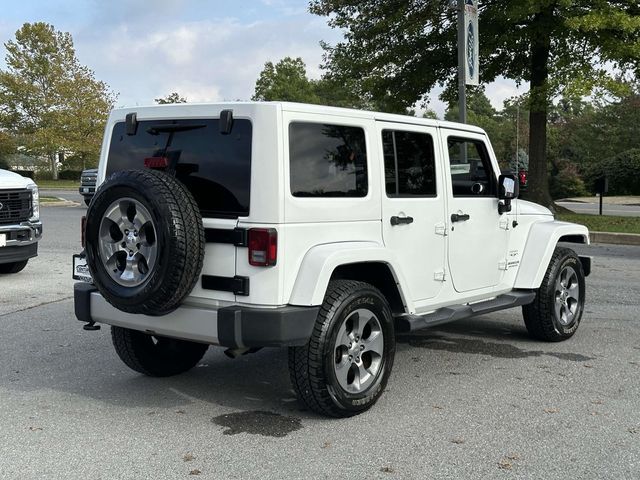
left=447, top=137, right=496, bottom=197
left=382, top=130, right=437, bottom=197
left=289, top=122, right=368, bottom=197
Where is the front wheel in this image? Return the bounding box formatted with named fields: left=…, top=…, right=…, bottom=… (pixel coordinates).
left=523, top=247, right=586, bottom=342
left=111, top=326, right=208, bottom=377
left=288, top=280, right=395, bottom=417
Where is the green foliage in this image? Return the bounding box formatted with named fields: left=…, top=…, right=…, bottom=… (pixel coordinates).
left=588, top=148, right=640, bottom=196
left=0, top=22, right=116, bottom=176
left=253, top=57, right=320, bottom=104
left=58, top=169, right=82, bottom=180
left=0, top=131, right=16, bottom=169
left=252, top=56, right=404, bottom=112
left=155, top=92, right=187, bottom=104
left=311, top=0, right=640, bottom=208
left=549, top=161, right=589, bottom=199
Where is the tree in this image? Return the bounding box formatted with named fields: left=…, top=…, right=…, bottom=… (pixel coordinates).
left=155, top=92, right=187, bottom=104
left=311, top=1, right=640, bottom=209
left=0, top=23, right=115, bottom=178
left=0, top=131, right=16, bottom=169
left=253, top=57, right=320, bottom=103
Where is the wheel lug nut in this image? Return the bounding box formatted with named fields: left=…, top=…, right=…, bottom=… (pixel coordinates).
left=348, top=343, right=352, bottom=348
left=124, top=229, right=129, bottom=234
left=348, top=355, right=353, bottom=361
left=360, top=345, right=365, bottom=350
left=121, top=242, right=126, bottom=247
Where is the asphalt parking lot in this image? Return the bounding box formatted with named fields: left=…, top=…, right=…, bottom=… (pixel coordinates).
left=0, top=201, right=638, bottom=479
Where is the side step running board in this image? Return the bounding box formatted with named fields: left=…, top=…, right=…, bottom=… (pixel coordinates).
left=395, top=290, right=536, bottom=333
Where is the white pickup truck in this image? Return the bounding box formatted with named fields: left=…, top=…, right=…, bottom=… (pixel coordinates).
left=0, top=169, right=42, bottom=273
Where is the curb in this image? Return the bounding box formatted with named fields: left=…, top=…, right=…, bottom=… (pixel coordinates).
left=40, top=197, right=79, bottom=207
left=591, top=231, right=640, bottom=246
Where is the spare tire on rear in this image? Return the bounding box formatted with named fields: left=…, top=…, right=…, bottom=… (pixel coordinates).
left=85, top=169, right=205, bottom=315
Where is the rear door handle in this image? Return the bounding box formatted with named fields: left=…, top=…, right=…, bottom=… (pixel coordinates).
left=451, top=213, right=470, bottom=222
left=390, top=215, right=414, bottom=226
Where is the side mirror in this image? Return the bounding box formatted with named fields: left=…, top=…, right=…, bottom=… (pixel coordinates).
left=498, top=174, right=519, bottom=200
left=498, top=174, right=519, bottom=214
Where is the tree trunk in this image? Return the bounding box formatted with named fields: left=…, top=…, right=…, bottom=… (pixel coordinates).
left=49, top=152, right=59, bottom=180
left=527, top=10, right=555, bottom=210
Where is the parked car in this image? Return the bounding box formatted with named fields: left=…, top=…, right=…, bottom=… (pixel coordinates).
left=72, top=102, right=590, bottom=417
left=79, top=168, right=98, bottom=206
left=0, top=169, right=42, bottom=273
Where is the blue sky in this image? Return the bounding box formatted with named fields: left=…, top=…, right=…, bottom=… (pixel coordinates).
left=0, top=0, right=523, bottom=117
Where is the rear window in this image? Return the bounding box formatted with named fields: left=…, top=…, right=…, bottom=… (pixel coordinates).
left=106, top=118, right=252, bottom=218
left=289, top=122, right=368, bottom=197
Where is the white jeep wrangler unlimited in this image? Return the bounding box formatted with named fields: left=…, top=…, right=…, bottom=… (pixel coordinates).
left=73, top=102, right=590, bottom=417
left=0, top=168, right=42, bottom=273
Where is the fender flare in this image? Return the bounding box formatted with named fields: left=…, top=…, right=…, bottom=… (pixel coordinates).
left=514, top=220, right=589, bottom=289
left=288, top=241, right=412, bottom=310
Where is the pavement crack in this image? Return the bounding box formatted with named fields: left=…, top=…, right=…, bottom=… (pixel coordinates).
left=0, top=296, right=73, bottom=318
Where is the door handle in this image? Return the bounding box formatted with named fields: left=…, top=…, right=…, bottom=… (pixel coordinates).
left=451, top=213, right=470, bottom=223
left=390, top=215, right=414, bottom=226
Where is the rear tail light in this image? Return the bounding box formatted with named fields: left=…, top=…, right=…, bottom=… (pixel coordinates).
left=81, top=215, right=87, bottom=248
left=248, top=228, right=277, bottom=266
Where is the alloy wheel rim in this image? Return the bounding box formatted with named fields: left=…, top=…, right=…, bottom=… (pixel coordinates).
left=554, top=265, right=580, bottom=326
left=333, top=308, right=384, bottom=394
left=97, top=197, right=158, bottom=287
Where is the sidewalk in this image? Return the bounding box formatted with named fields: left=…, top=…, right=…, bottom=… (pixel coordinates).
left=561, top=196, right=640, bottom=206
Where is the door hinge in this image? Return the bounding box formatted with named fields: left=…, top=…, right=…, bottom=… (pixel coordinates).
left=434, top=269, right=447, bottom=282
left=435, top=223, right=447, bottom=236
left=498, top=259, right=508, bottom=271
left=499, top=218, right=510, bottom=230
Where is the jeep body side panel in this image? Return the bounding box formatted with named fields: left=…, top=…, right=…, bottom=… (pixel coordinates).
left=439, top=128, right=510, bottom=293
left=514, top=220, right=589, bottom=289
left=288, top=241, right=412, bottom=310
left=376, top=121, right=447, bottom=303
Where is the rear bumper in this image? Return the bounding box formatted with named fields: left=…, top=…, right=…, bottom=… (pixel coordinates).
left=74, top=282, right=318, bottom=348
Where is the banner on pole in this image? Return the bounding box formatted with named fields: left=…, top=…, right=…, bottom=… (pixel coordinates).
left=463, top=0, right=479, bottom=85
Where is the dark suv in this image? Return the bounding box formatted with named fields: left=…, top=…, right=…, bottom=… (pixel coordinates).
left=79, top=169, right=98, bottom=206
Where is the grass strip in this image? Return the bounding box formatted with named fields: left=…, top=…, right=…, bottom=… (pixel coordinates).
left=557, top=213, right=640, bottom=235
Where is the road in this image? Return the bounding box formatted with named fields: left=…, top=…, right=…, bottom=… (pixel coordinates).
left=557, top=201, right=640, bottom=217
left=0, top=203, right=638, bottom=479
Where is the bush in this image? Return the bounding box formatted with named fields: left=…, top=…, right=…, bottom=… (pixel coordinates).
left=587, top=149, right=640, bottom=196
left=0, top=157, right=9, bottom=170
left=12, top=170, right=35, bottom=179
left=549, top=161, right=589, bottom=199
left=58, top=170, right=83, bottom=180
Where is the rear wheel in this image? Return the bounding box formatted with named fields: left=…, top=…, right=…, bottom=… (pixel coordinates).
left=523, top=247, right=585, bottom=342
left=111, top=326, right=208, bottom=377
left=288, top=280, right=395, bottom=417
left=0, top=260, right=28, bottom=274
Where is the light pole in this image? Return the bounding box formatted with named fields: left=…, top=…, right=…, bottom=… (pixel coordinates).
left=457, top=0, right=466, bottom=124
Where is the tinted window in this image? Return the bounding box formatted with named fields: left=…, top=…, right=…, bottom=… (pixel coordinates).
left=289, top=122, right=367, bottom=197
left=106, top=119, right=252, bottom=217
left=383, top=130, right=437, bottom=196
left=447, top=137, right=495, bottom=197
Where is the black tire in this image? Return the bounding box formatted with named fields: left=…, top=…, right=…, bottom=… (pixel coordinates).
left=288, top=280, right=395, bottom=417
left=85, top=169, right=204, bottom=315
left=111, top=326, right=208, bottom=377
left=523, top=247, right=586, bottom=342
left=0, top=260, right=28, bottom=274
